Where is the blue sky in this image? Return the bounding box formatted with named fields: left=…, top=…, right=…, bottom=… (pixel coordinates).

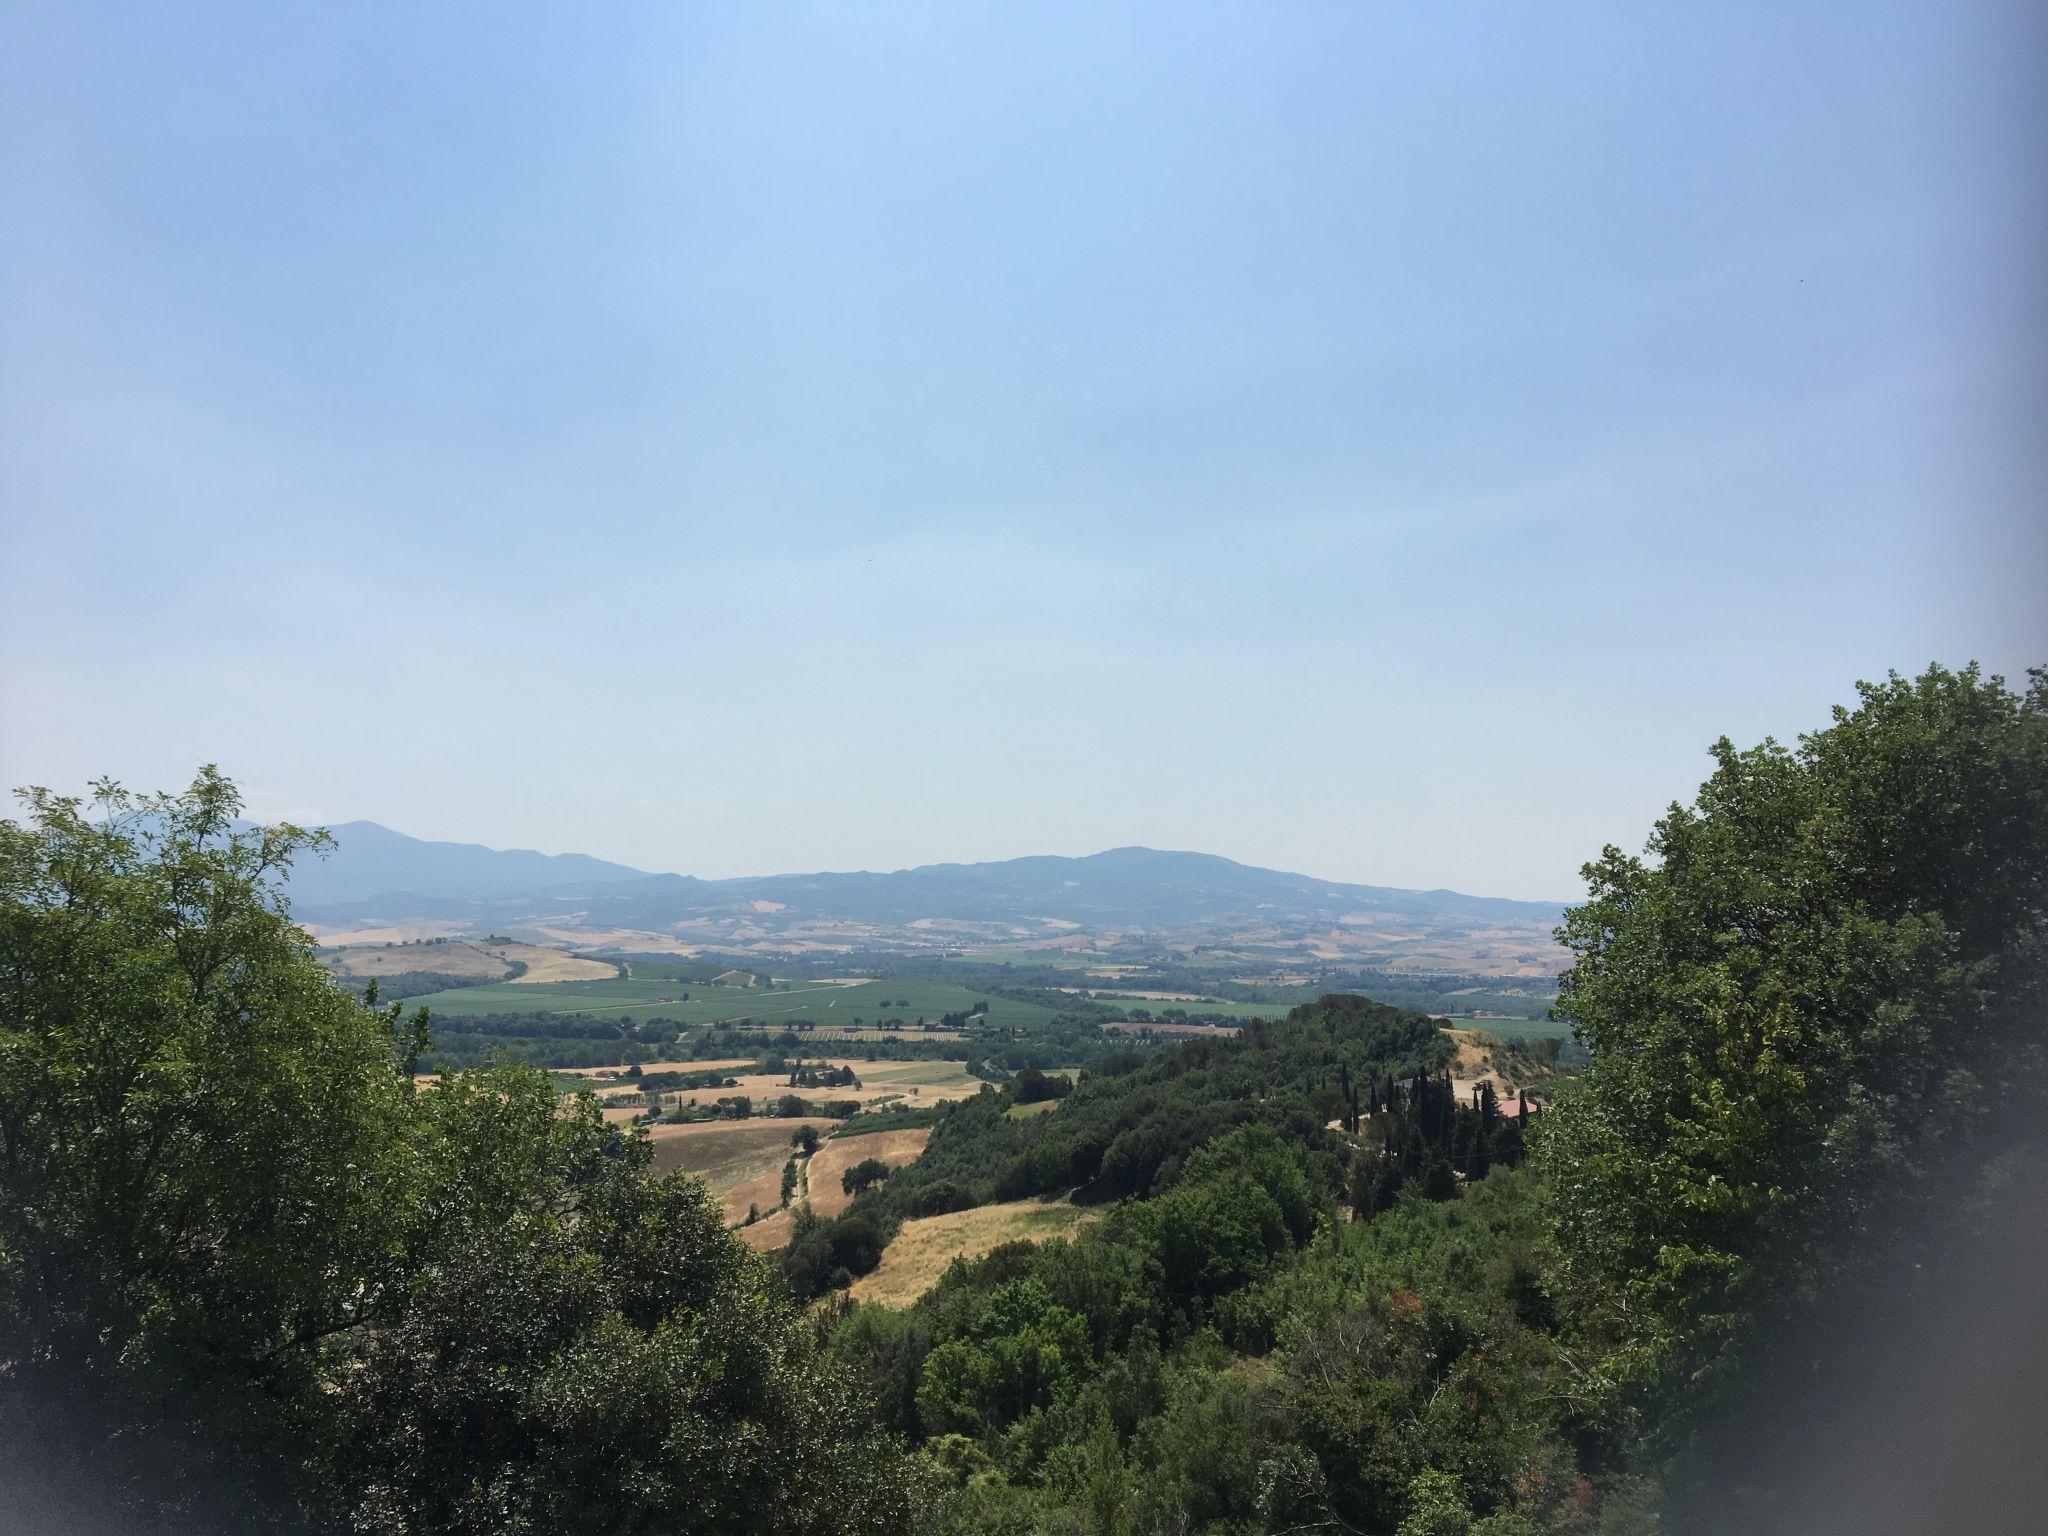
left=3, top=2, right=2042, bottom=900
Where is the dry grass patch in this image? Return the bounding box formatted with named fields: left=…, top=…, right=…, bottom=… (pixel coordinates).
left=1442, top=1026, right=1519, bottom=1101
left=521, top=924, right=688, bottom=952
left=736, top=1208, right=798, bottom=1251
left=493, top=942, right=619, bottom=984
left=670, top=1060, right=982, bottom=1114
left=556, top=1059, right=760, bottom=1082
left=322, top=940, right=511, bottom=980
left=848, top=1198, right=1100, bottom=1308
left=644, top=1117, right=840, bottom=1223
left=805, top=1129, right=932, bottom=1220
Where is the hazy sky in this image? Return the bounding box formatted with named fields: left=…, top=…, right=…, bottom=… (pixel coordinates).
left=4, top=3, right=2043, bottom=901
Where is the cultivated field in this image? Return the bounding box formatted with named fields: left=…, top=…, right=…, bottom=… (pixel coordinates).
left=501, top=942, right=619, bottom=984
left=804, top=1128, right=932, bottom=1220
left=320, top=937, right=617, bottom=985
left=1436, top=1014, right=1569, bottom=1042
left=847, top=1198, right=1100, bottom=1308
left=667, top=1059, right=984, bottom=1114
left=321, top=939, right=510, bottom=979
left=644, top=1117, right=840, bottom=1223
left=388, top=974, right=1053, bottom=1030
left=799, top=1028, right=965, bottom=1042
left=554, top=1059, right=760, bottom=1081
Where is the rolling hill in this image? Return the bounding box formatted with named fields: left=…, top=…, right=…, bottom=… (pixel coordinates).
left=284, top=823, right=1566, bottom=965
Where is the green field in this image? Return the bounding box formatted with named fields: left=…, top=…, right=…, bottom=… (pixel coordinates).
left=399, top=975, right=1059, bottom=1031
left=1444, top=1014, right=1572, bottom=1041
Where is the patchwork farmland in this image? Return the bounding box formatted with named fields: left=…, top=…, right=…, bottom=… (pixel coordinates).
left=389, top=973, right=1057, bottom=1031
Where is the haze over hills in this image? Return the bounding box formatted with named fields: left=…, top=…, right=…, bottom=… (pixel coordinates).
left=285, top=821, right=1569, bottom=975
left=277, top=820, right=651, bottom=906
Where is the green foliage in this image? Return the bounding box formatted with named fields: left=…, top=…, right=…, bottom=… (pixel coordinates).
left=917, top=1278, right=1094, bottom=1436
left=1009, top=1066, right=1073, bottom=1104
left=1125, top=1126, right=1322, bottom=1316
left=0, top=771, right=911, bottom=1532
left=821, top=663, right=2047, bottom=1535
left=844, top=1156, right=895, bottom=1197
left=1537, top=664, right=2048, bottom=1451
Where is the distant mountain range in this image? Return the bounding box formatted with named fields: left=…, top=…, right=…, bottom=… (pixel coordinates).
left=281, top=821, right=649, bottom=905
left=281, top=821, right=1566, bottom=936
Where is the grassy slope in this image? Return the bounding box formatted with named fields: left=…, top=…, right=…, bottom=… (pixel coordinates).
left=846, top=1199, right=1101, bottom=1308
left=644, top=1117, right=840, bottom=1222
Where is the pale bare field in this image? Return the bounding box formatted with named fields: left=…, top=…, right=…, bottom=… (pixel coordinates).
left=496, top=943, right=619, bottom=984
left=644, top=1117, right=841, bottom=1223
left=669, top=1060, right=981, bottom=1113
left=724, top=1166, right=791, bottom=1226
left=848, top=1198, right=1101, bottom=1308
left=321, top=939, right=508, bottom=977
left=737, top=1208, right=798, bottom=1251
left=319, top=936, right=619, bottom=985
left=805, top=1129, right=932, bottom=1220
left=556, top=1058, right=760, bottom=1080
left=520, top=923, right=693, bottom=953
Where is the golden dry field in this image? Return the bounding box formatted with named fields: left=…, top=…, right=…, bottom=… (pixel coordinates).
left=803, top=1128, right=932, bottom=1220
left=320, top=937, right=618, bottom=985
left=495, top=942, right=619, bottom=984
left=847, top=1198, right=1100, bottom=1308
left=644, top=1117, right=841, bottom=1223
left=736, top=1207, right=799, bottom=1251
left=667, top=1059, right=984, bottom=1114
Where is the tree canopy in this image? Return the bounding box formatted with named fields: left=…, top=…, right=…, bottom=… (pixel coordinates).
left=0, top=769, right=912, bottom=1532
left=1537, top=664, right=2048, bottom=1454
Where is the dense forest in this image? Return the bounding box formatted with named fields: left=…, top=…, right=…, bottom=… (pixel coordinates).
left=2, top=664, right=2042, bottom=1533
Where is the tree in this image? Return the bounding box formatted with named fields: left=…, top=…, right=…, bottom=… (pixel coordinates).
left=792, top=1125, right=821, bottom=1155
left=0, top=770, right=914, bottom=1532
left=842, top=1157, right=893, bottom=1197
left=915, top=1279, right=1092, bottom=1436
left=0, top=769, right=419, bottom=1522
left=1537, top=665, right=2048, bottom=1453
